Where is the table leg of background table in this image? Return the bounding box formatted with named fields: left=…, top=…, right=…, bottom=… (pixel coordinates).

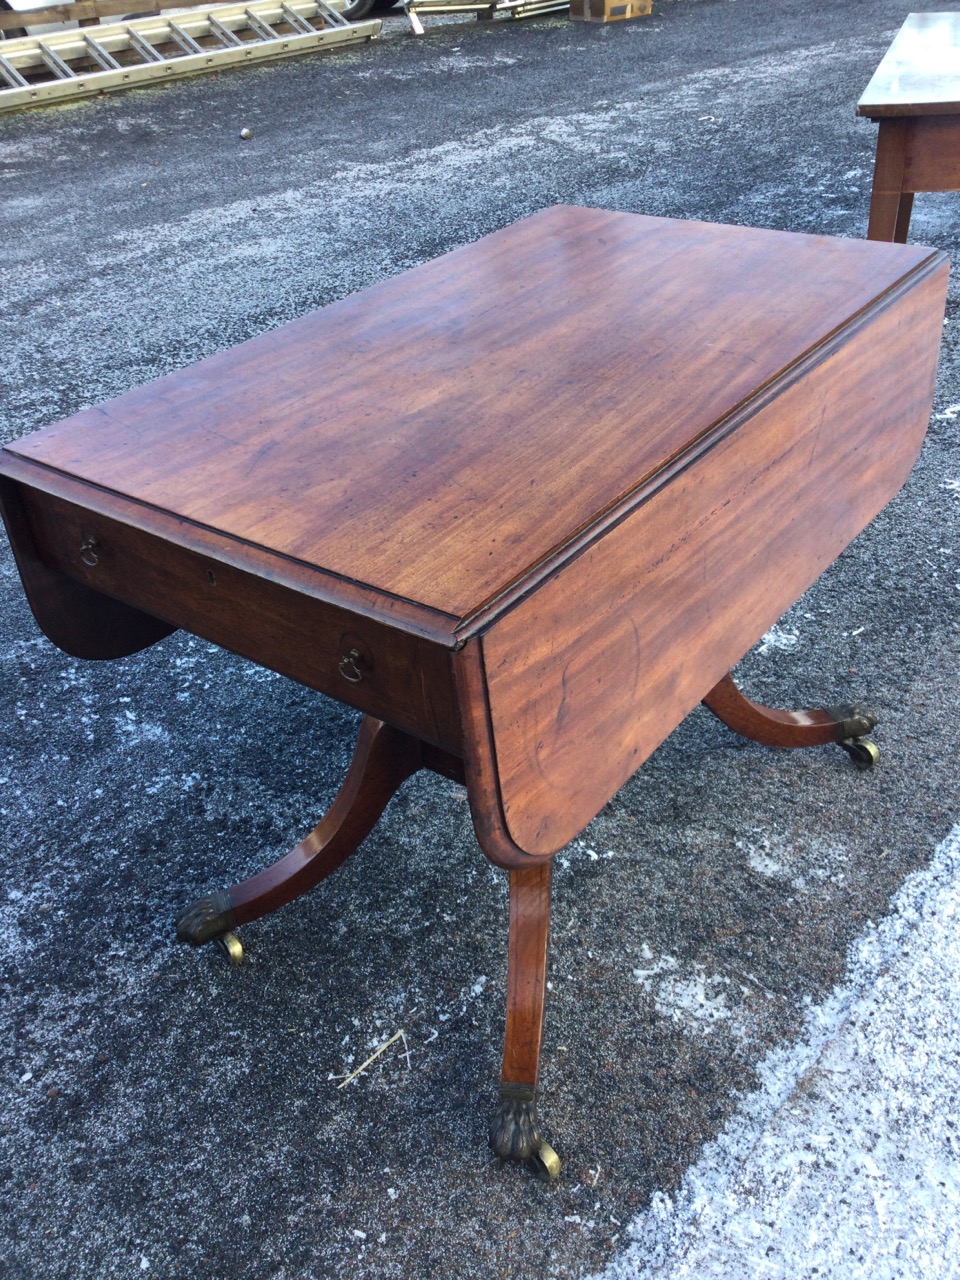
left=489, top=860, right=560, bottom=1179
left=894, top=192, right=915, bottom=243
left=867, top=118, right=911, bottom=242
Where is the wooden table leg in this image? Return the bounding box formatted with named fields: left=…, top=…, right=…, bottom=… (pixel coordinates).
left=867, top=118, right=912, bottom=242
left=175, top=717, right=462, bottom=958
left=701, top=671, right=879, bottom=767
left=893, top=191, right=915, bottom=244
left=488, top=860, right=560, bottom=1179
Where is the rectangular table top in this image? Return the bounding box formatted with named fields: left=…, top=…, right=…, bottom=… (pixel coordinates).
left=1, top=208, right=949, bottom=862
left=4, top=206, right=938, bottom=637
left=859, top=12, right=960, bottom=118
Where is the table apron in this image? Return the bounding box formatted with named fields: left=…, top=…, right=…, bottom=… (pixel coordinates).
left=11, top=483, right=463, bottom=755
left=899, top=116, right=960, bottom=192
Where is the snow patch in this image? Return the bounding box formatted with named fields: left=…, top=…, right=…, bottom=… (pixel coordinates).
left=597, top=824, right=960, bottom=1279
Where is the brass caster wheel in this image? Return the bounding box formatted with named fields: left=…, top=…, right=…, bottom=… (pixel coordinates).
left=214, top=931, right=244, bottom=965
left=840, top=737, right=880, bottom=770
left=530, top=1140, right=561, bottom=1182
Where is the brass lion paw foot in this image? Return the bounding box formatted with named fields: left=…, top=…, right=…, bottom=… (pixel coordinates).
left=489, top=1083, right=560, bottom=1180
left=830, top=705, right=880, bottom=769
left=175, top=890, right=243, bottom=963
left=828, top=704, right=878, bottom=740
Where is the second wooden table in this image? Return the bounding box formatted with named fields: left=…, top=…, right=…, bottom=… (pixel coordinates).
left=859, top=11, right=960, bottom=241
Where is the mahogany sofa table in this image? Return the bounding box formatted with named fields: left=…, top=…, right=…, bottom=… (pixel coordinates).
left=859, top=11, right=960, bottom=241
left=0, top=207, right=948, bottom=1178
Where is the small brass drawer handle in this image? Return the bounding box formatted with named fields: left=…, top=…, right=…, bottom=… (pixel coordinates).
left=79, top=537, right=99, bottom=567
left=338, top=648, right=363, bottom=684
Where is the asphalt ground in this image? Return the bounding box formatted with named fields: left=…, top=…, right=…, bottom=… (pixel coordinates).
left=1, top=0, right=959, bottom=1276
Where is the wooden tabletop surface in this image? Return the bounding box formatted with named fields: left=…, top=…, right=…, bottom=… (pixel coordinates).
left=7, top=206, right=936, bottom=626
left=859, top=11, right=960, bottom=117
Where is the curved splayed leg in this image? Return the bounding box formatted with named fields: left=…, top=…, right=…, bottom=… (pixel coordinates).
left=175, top=716, right=432, bottom=957
left=702, top=671, right=879, bottom=766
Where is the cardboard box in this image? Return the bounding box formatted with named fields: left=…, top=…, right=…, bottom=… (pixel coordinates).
left=570, top=0, right=651, bottom=21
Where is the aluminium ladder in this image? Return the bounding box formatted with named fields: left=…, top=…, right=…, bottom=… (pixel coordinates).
left=0, top=0, right=380, bottom=110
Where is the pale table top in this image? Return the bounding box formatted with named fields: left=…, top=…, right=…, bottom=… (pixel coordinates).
left=859, top=12, right=960, bottom=118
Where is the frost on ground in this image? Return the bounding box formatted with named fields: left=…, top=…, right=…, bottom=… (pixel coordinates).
left=598, top=824, right=960, bottom=1280
left=3, top=2, right=960, bottom=1277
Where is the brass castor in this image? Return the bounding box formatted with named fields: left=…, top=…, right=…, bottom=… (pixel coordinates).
left=529, top=1140, right=561, bottom=1182
left=214, top=931, right=244, bottom=965
left=840, top=737, right=880, bottom=770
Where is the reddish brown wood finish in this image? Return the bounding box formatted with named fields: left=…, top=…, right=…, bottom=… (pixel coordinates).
left=859, top=13, right=960, bottom=241
left=0, top=208, right=949, bottom=1170
left=4, top=462, right=461, bottom=753
left=501, top=861, right=552, bottom=1089
left=866, top=116, right=960, bottom=241
left=229, top=717, right=462, bottom=925
left=478, top=263, right=947, bottom=856
left=6, top=208, right=939, bottom=623
left=867, top=118, right=914, bottom=243
left=0, top=211, right=947, bottom=864
left=702, top=673, right=859, bottom=749
left=0, top=474, right=174, bottom=659
left=452, top=637, right=541, bottom=871
left=6, top=208, right=942, bottom=866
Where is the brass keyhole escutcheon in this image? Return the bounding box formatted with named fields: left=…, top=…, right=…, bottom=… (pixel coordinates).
left=338, top=648, right=363, bottom=684
left=79, top=537, right=99, bottom=567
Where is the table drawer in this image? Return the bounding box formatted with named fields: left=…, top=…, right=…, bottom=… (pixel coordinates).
left=17, top=484, right=462, bottom=754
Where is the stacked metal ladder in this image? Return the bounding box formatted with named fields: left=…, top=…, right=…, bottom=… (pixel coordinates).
left=0, top=0, right=380, bottom=110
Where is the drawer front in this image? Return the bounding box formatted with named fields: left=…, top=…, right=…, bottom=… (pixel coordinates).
left=20, top=486, right=462, bottom=754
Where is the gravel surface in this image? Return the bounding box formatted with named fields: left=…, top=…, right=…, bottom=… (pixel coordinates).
left=2, top=1, right=959, bottom=1276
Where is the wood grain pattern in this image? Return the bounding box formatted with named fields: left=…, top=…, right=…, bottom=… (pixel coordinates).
left=701, top=672, right=860, bottom=749
left=0, top=208, right=950, bottom=1164
left=6, top=207, right=938, bottom=623
left=867, top=118, right=914, bottom=243
left=0, top=475, right=175, bottom=660
left=453, top=636, right=539, bottom=870
left=0, top=452, right=458, bottom=644
left=229, top=717, right=427, bottom=925
left=480, top=262, right=948, bottom=856
left=899, top=114, right=960, bottom=190
left=867, top=116, right=960, bottom=242
left=0, top=208, right=948, bottom=869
